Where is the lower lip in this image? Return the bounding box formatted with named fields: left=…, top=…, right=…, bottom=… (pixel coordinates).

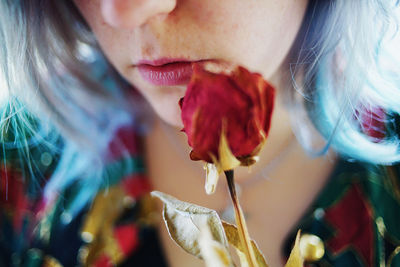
left=137, top=62, right=194, bottom=86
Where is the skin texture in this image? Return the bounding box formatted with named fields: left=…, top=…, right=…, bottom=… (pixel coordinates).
left=72, top=1, right=339, bottom=267
left=74, top=0, right=309, bottom=127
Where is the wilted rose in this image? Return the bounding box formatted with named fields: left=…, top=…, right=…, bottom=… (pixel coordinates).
left=179, top=64, right=275, bottom=171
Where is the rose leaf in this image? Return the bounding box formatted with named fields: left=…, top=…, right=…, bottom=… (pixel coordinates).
left=151, top=191, right=228, bottom=258
left=284, top=230, right=304, bottom=267
left=204, top=163, right=220, bottom=195
left=199, top=224, right=234, bottom=267
left=217, top=130, right=241, bottom=171
left=222, top=221, right=269, bottom=267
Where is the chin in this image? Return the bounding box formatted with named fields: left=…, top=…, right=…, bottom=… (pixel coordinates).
left=151, top=100, right=184, bottom=129
left=129, top=73, right=188, bottom=129
left=159, top=113, right=184, bottom=129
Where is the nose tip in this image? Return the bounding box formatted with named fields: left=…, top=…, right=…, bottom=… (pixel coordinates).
left=101, top=0, right=177, bottom=28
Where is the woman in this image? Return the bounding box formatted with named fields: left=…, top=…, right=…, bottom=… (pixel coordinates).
left=1, top=0, right=399, bottom=266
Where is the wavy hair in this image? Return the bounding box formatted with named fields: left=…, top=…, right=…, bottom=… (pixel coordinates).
left=0, top=0, right=399, bottom=215
left=0, top=0, right=145, bottom=216
left=288, top=0, right=400, bottom=164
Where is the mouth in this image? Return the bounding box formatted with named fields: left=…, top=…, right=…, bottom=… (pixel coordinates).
left=135, top=58, right=210, bottom=86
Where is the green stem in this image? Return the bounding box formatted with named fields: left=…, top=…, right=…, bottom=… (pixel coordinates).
left=225, top=170, right=258, bottom=267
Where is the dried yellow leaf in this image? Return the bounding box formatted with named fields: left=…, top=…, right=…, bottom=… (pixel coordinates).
left=285, top=230, right=304, bottom=267
left=218, top=127, right=241, bottom=171
left=151, top=191, right=228, bottom=258
left=204, top=163, right=220, bottom=195
left=236, top=249, right=250, bottom=267
left=199, top=225, right=234, bottom=267
left=222, top=221, right=269, bottom=267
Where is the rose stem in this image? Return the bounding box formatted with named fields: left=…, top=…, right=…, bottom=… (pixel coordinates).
left=225, top=170, right=258, bottom=267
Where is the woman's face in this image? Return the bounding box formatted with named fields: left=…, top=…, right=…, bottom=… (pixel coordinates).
left=74, top=0, right=308, bottom=127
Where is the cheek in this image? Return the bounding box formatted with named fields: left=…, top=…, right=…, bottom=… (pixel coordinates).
left=74, top=0, right=130, bottom=74
left=192, top=0, right=308, bottom=78
left=248, top=1, right=308, bottom=77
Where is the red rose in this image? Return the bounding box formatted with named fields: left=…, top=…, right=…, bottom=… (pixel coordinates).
left=179, top=64, right=275, bottom=171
